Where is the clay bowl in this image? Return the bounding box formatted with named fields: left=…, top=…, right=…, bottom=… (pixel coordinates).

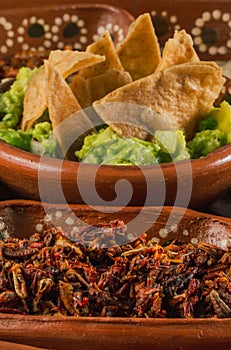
left=0, top=199, right=231, bottom=349
left=1, top=120, right=231, bottom=210
left=0, top=2, right=134, bottom=58
left=0, top=84, right=231, bottom=210
left=5, top=0, right=230, bottom=62
left=0, top=2, right=231, bottom=211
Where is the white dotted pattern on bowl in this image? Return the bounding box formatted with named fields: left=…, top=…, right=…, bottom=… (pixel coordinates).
left=0, top=16, right=14, bottom=54
left=151, top=10, right=181, bottom=32
left=0, top=14, right=125, bottom=54
left=191, top=9, right=231, bottom=55
left=92, top=23, right=125, bottom=45
left=0, top=210, right=201, bottom=245
left=158, top=225, right=198, bottom=244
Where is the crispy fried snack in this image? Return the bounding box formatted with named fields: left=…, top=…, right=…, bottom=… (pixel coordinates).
left=117, top=13, right=161, bottom=80
left=155, top=29, right=199, bottom=73
left=46, top=61, right=95, bottom=159
left=21, top=50, right=105, bottom=130
left=93, top=61, right=225, bottom=140
left=71, top=31, right=132, bottom=108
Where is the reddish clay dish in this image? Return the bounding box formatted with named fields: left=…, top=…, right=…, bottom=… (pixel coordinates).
left=1, top=137, right=231, bottom=210
left=0, top=200, right=231, bottom=349
left=0, top=341, right=47, bottom=350
left=2, top=199, right=231, bottom=246
left=0, top=3, right=134, bottom=58
left=4, top=0, right=230, bottom=61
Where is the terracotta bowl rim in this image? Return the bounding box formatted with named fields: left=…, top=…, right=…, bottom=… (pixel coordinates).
left=2, top=197, right=231, bottom=223
left=1, top=2, right=135, bottom=15
left=0, top=310, right=230, bottom=323
left=1, top=138, right=231, bottom=171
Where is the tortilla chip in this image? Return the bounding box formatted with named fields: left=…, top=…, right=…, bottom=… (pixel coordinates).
left=93, top=62, right=225, bottom=140
left=21, top=66, right=47, bottom=130
left=71, top=68, right=132, bottom=109
left=45, top=61, right=95, bottom=159
left=116, top=13, right=161, bottom=80
left=155, top=30, right=200, bottom=73
left=48, top=49, right=105, bottom=79
left=70, top=31, right=132, bottom=108
left=21, top=50, right=105, bottom=131
left=88, top=69, right=132, bottom=104
left=70, top=74, right=92, bottom=109
left=78, top=31, right=124, bottom=79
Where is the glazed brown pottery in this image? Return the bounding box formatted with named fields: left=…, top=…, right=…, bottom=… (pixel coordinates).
left=1, top=138, right=231, bottom=210
left=0, top=200, right=231, bottom=349
left=0, top=341, right=47, bottom=350
left=3, top=0, right=230, bottom=61
left=0, top=2, right=134, bottom=58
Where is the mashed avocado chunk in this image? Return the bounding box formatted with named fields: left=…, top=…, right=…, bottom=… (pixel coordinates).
left=155, top=130, right=190, bottom=162
left=187, top=101, right=231, bottom=158
left=0, top=67, right=37, bottom=129
left=76, top=127, right=190, bottom=165
left=0, top=128, right=31, bottom=151
left=187, top=129, right=227, bottom=158
left=0, top=121, right=56, bottom=157
left=76, top=127, right=160, bottom=165
left=211, top=100, right=231, bottom=142
left=30, top=122, right=56, bottom=157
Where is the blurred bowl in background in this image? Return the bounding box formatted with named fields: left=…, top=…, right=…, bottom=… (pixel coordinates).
left=6, top=0, right=229, bottom=61
left=0, top=2, right=134, bottom=59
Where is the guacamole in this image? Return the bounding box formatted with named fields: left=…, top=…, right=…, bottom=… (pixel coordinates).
left=76, top=127, right=190, bottom=165
left=0, top=67, right=37, bottom=129
left=187, top=101, right=231, bottom=158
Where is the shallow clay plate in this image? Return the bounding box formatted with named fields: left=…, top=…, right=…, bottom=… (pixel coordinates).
left=0, top=200, right=231, bottom=350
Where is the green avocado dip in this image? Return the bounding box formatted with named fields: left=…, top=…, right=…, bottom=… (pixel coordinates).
left=75, top=101, right=231, bottom=165
left=0, top=66, right=231, bottom=164
left=76, top=127, right=190, bottom=165
left=0, top=68, right=56, bottom=157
